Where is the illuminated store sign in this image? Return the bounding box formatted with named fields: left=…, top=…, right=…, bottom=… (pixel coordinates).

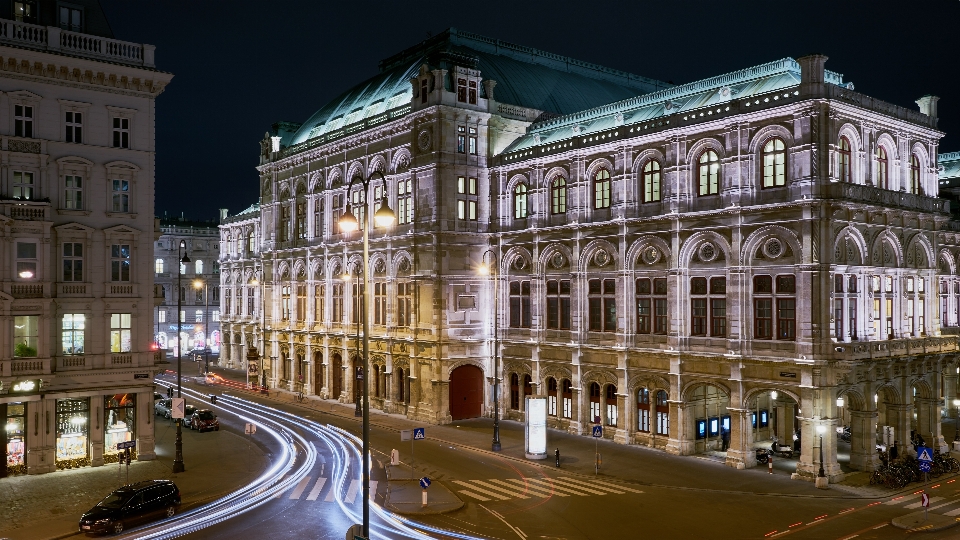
left=10, top=379, right=40, bottom=394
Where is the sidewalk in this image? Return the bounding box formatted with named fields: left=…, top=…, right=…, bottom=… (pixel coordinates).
left=0, top=407, right=267, bottom=540
left=208, top=366, right=885, bottom=500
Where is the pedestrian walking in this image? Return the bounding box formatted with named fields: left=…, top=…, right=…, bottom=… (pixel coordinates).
left=721, top=428, right=730, bottom=451
left=555, top=448, right=561, bottom=467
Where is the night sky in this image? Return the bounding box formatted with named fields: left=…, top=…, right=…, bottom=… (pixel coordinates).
left=97, top=0, right=960, bottom=221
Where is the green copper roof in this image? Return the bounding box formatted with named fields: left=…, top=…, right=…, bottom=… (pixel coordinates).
left=502, top=58, right=847, bottom=154
left=287, top=28, right=672, bottom=147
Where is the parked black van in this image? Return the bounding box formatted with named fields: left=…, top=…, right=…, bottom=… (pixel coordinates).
left=79, top=480, right=180, bottom=535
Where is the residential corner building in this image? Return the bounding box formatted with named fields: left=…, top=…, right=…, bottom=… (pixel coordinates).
left=222, top=29, right=959, bottom=482
left=0, top=0, right=172, bottom=476
left=152, top=217, right=221, bottom=358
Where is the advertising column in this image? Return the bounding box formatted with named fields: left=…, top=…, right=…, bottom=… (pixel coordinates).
left=525, top=395, right=548, bottom=460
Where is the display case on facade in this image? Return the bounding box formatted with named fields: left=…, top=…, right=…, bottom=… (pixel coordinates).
left=104, top=394, right=136, bottom=463
left=56, top=398, right=90, bottom=469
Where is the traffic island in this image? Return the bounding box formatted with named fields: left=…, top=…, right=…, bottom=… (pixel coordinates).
left=891, top=511, right=959, bottom=532
left=384, top=463, right=463, bottom=515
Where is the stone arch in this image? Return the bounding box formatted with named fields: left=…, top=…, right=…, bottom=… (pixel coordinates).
left=581, top=369, right=618, bottom=387
left=871, top=230, right=904, bottom=268
left=939, top=249, right=956, bottom=275
left=631, top=148, right=666, bottom=175
left=277, top=261, right=291, bottom=280
left=393, top=250, right=413, bottom=275
left=628, top=373, right=670, bottom=395
left=837, top=123, right=864, bottom=185
left=370, top=253, right=388, bottom=276
left=278, top=186, right=291, bottom=201
left=875, top=383, right=901, bottom=405
left=368, top=154, right=387, bottom=176
left=910, top=378, right=935, bottom=400
left=327, top=167, right=342, bottom=189
left=685, top=137, right=725, bottom=166
left=585, top=157, right=616, bottom=185
left=538, top=243, right=574, bottom=274
left=837, top=123, right=863, bottom=153
left=294, top=177, right=307, bottom=195
left=392, top=148, right=412, bottom=173
left=833, top=226, right=868, bottom=265
left=836, top=386, right=867, bottom=411
left=502, top=245, right=534, bottom=276
left=680, top=378, right=731, bottom=400
left=308, top=172, right=324, bottom=193
left=741, top=386, right=801, bottom=408
left=905, top=233, right=934, bottom=269
left=542, top=166, right=570, bottom=188
left=445, top=358, right=486, bottom=379
left=344, top=253, right=364, bottom=275
left=875, top=132, right=899, bottom=161
left=741, top=225, right=802, bottom=266
left=626, top=235, right=671, bottom=271
left=678, top=231, right=732, bottom=269
left=292, top=259, right=307, bottom=279
left=346, top=161, right=364, bottom=183
left=747, top=123, right=795, bottom=155
left=309, top=258, right=324, bottom=280
left=326, top=256, right=344, bottom=277
left=580, top=239, right=620, bottom=272
left=540, top=365, right=573, bottom=386
left=503, top=359, right=532, bottom=378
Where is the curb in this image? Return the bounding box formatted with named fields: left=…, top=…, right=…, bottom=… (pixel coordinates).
left=891, top=510, right=960, bottom=532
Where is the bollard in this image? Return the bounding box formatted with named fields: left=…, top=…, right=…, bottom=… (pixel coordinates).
left=390, top=449, right=399, bottom=466
left=768, top=454, right=773, bottom=474
left=555, top=448, right=560, bottom=468
left=422, top=489, right=428, bottom=507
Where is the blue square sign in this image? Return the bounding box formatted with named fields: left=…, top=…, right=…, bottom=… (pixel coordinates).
left=413, top=427, right=425, bottom=440
left=592, top=425, right=603, bottom=438
left=917, top=446, right=933, bottom=463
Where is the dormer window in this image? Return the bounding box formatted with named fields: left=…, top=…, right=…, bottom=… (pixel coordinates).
left=457, top=78, right=467, bottom=102
left=469, top=81, right=477, bottom=104
left=60, top=6, right=82, bottom=32
left=14, top=1, right=36, bottom=24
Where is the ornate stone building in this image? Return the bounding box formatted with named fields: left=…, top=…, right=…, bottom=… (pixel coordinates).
left=0, top=1, right=171, bottom=476
left=220, top=28, right=957, bottom=482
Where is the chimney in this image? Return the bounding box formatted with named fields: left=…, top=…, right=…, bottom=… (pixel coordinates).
left=219, top=208, right=229, bottom=222
left=916, top=95, right=939, bottom=118
left=796, top=55, right=828, bottom=97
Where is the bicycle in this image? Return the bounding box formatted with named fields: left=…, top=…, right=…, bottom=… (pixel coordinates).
left=295, top=391, right=305, bottom=403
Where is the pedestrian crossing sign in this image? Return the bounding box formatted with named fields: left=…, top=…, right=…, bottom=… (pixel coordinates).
left=592, top=425, right=603, bottom=438
left=918, top=446, right=933, bottom=462
left=413, top=427, right=425, bottom=440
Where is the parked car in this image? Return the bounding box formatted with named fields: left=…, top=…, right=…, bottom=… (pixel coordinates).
left=78, top=480, right=180, bottom=535
left=153, top=392, right=164, bottom=401
left=189, top=409, right=220, bottom=432
left=154, top=399, right=194, bottom=421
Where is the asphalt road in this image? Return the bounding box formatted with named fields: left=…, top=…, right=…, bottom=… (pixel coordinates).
left=152, top=366, right=960, bottom=540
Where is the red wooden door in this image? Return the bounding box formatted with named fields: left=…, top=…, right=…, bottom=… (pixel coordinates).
left=449, top=365, right=483, bottom=420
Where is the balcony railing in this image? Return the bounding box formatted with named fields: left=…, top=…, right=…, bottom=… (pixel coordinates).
left=0, top=19, right=154, bottom=68
left=824, top=182, right=949, bottom=214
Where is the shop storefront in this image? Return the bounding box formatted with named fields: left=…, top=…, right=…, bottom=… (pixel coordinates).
left=56, top=398, right=90, bottom=469
left=103, top=394, right=136, bottom=463
left=2, top=402, right=26, bottom=476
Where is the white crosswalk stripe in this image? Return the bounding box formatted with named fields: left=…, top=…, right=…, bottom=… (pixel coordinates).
left=344, top=480, right=360, bottom=504
left=453, top=477, right=644, bottom=501
left=306, top=477, right=327, bottom=501
left=904, top=496, right=944, bottom=509
left=289, top=476, right=312, bottom=499
left=943, top=506, right=960, bottom=517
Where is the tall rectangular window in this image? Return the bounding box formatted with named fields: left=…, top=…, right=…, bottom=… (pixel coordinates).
left=314, top=284, right=323, bottom=323
left=65, top=111, right=82, bottom=143
left=710, top=277, right=726, bottom=337
left=59, top=6, right=81, bottom=31
left=397, top=178, right=413, bottom=224
left=13, top=315, right=38, bottom=357
left=374, top=283, right=387, bottom=325
left=468, top=80, right=477, bottom=104
left=457, top=176, right=478, bottom=221
left=16, top=241, right=37, bottom=279
left=332, top=283, right=344, bottom=323
left=280, top=204, right=290, bottom=240
left=247, top=288, right=254, bottom=316
left=158, top=310, right=166, bottom=323
left=509, top=280, right=531, bottom=328
left=112, top=117, right=129, bottom=148
left=457, top=125, right=466, bottom=153
left=296, top=284, right=306, bottom=322
left=397, top=282, right=413, bottom=327
left=281, top=285, right=291, bottom=320
left=588, top=278, right=616, bottom=332
left=296, top=200, right=306, bottom=239
left=546, top=279, right=571, bottom=330
left=468, top=127, right=478, bottom=155
left=110, top=314, right=131, bottom=353
left=111, top=180, right=129, bottom=212
left=65, top=175, right=83, bottom=209
left=14, top=104, right=33, bottom=138
left=63, top=242, right=83, bottom=281
left=111, top=244, right=130, bottom=282
left=313, top=198, right=323, bottom=238
left=653, top=278, right=668, bottom=334
left=690, top=277, right=707, bottom=336
left=352, top=283, right=365, bottom=324
left=457, top=78, right=467, bottom=102
left=13, top=171, right=34, bottom=200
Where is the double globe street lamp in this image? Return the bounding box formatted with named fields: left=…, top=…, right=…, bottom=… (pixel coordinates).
left=478, top=250, right=502, bottom=452
left=338, top=171, right=395, bottom=539
left=173, top=240, right=190, bottom=473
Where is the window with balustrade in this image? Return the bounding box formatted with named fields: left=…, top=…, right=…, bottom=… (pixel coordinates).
left=63, top=243, right=83, bottom=282
left=753, top=275, right=796, bottom=340
left=876, top=146, right=889, bottom=189
left=588, top=278, right=616, bottom=332
left=509, top=280, right=531, bottom=328
left=110, top=244, right=130, bottom=282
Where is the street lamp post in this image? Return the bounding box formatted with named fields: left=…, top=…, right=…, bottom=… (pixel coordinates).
left=816, top=423, right=827, bottom=487
left=953, top=399, right=960, bottom=442
left=193, top=279, right=209, bottom=374
left=339, top=170, right=395, bottom=539
left=342, top=268, right=362, bottom=418
left=173, top=240, right=190, bottom=473
left=479, top=249, right=501, bottom=452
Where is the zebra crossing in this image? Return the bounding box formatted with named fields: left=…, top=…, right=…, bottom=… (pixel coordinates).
left=271, top=475, right=378, bottom=504
left=454, top=476, right=643, bottom=502
left=883, top=493, right=960, bottom=516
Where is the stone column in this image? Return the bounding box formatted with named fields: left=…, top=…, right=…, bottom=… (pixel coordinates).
left=916, top=397, right=947, bottom=452
left=569, top=387, right=582, bottom=435
left=886, top=404, right=914, bottom=457
left=614, top=392, right=629, bottom=444
left=726, top=408, right=752, bottom=469
left=849, top=409, right=880, bottom=471
left=794, top=387, right=843, bottom=483
left=90, top=393, right=104, bottom=467
left=944, top=373, right=959, bottom=419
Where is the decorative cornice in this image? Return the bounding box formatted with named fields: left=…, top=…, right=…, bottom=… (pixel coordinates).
left=0, top=51, right=169, bottom=97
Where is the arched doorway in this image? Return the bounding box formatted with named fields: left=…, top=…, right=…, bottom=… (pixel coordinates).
left=449, top=365, right=483, bottom=420
left=683, top=383, right=731, bottom=456
left=331, top=353, right=342, bottom=400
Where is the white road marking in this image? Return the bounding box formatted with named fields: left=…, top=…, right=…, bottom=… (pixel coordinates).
left=904, top=497, right=943, bottom=509
left=272, top=475, right=290, bottom=498
left=345, top=480, right=360, bottom=504
left=468, top=480, right=530, bottom=499
left=883, top=497, right=912, bottom=505
left=289, top=476, right=312, bottom=499
left=368, top=480, right=378, bottom=499
left=459, top=490, right=491, bottom=501
left=324, top=481, right=338, bottom=502
left=487, top=479, right=566, bottom=498
left=559, top=476, right=644, bottom=494
left=452, top=480, right=511, bottom=500
left=944, top=506, right=960, bottom=517
left=511, top=478, right=592, bottom=496
left=552, top=477, right=624, bottom=494
left=479, top=504, right=526, bottom=540
left=306, top=477, right=327, bottom=501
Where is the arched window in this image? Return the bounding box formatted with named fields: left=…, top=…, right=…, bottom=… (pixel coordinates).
left=589, top=382, right=601, bottom=423
left=155, top=258, right=164, bottom=274
left=523, top=374, right=533, bottom=405
left=397, top=368, right=405, bottom=403
left=373, top=365, right=380, bottom=398
left=247, top=231, right=255, bottom=253
left=655, top=390, right=669, bottom=435
left=876, top=146, right=888, bottom=189
left=605, top=385, right=618, bottom=426
left=761, top=138, right=786, bottom=188
left=910, top=154, right=921, bottom=195
left=547, top=378, right=558, bottom=416
left=551, top=177, right=567, bottom=214
left=641, top=160, right=661, bottom=203
left=195, top=260, right=203, bottom=274
left=561, top=379, right=572, bottom=418
left=838, top=136, right=852, bottom=182
left=637, top=388, right=650, bottom=432
left=514, top=183, right=528, bottom=219
left=697, top=150, right=720, bottom=196
left=510, top=373, right=520, bottom=410
left=594, top=169, right=611, bottom=209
